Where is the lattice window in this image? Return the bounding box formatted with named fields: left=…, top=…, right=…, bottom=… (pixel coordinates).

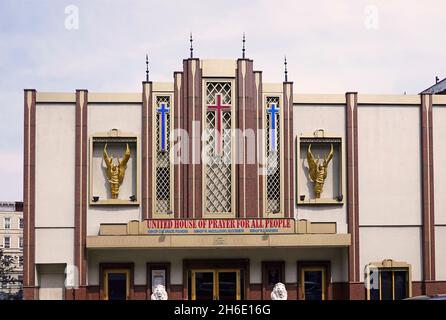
left=155, top=95, right=172, bottom=214
left=266, top=96, right=281, bottom=214
left=206, top=82, right=232, bottom=105
left=204, top=81, right=232, bottom=214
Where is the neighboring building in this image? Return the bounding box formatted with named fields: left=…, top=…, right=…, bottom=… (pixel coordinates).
left=421, top=77, right=446, bottom=94
left=0, top=201, right=24, bottom=297
left=22, top=51, right=446, bottom=300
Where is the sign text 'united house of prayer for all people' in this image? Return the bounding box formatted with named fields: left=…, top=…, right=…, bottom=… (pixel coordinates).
left=146, top=218, right=295, bottom=235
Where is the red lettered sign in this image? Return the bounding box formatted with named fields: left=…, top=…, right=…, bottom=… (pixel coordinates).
left=146, top=218, right=294, bottom=235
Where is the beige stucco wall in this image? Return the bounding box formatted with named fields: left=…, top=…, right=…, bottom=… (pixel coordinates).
left=37, top=264, right=66, bottom=300
left=432, top=104, right=446, bottom=281
left=293, top=104, right=347, bottom=234
left=34, top=104, right=75, bottom=267
left=88, top=103, right=141, bottom=134
left=358, top=105, right=422, bottom=226
left=435, top=226, right=446, bottom=280
left=35, top=228, right=74, bottom=264
left=201, top=59, right=237, bottom=77
left=433, top=106, right=446, bottom=225
left=359, top=227, right=422, bottom=281
left=38, top=274, right=65, bottom=300
left=87, top=247, right=348, bottom=286
left=357, top=105, right=422, bottom=282
left=35, top=103, right=76, bottom=228
left=87, top=103, right=142, bottom=235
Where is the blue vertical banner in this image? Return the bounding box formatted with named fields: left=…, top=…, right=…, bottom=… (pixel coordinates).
left=157, top=102, right=169, bottom=151
left=267, top=103, right=279, bottom=151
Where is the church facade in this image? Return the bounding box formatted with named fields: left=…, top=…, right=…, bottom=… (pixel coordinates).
left=22, top=54, right=446, bottom=300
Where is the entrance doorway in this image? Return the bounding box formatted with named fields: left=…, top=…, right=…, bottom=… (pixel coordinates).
left=103, top=269, right=130, bottom=300
left=301, top=267, right=326, bottom=300
left=262, top=261, right=285, bottom=299
left=190, top=269, right=242, bottom=300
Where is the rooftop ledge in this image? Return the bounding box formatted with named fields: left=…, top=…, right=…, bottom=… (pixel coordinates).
left=32, top=91, right=446, bottom=105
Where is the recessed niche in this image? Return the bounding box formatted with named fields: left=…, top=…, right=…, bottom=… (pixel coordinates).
left=297, top=130, right=344, bottom=205
left=89, top=130, right=139, bottom=206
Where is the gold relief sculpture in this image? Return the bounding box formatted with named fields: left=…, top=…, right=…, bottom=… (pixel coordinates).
left=307, top=144, right=334, bottom=198
left=103, top=143, right=131, bottom=199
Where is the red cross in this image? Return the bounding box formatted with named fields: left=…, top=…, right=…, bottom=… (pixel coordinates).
left=208, top=94, right=231, bottom=154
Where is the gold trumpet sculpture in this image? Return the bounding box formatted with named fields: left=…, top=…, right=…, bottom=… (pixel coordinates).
left=103, top=143, right=131, bottom=199
left=307, top=144, right=334, bottom=198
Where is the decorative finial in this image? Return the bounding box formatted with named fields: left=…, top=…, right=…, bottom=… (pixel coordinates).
left=242, top=33, right=246, bottom=59
left=284, top=55, right=288, bottom=82
left=145, top=54, right=149, bottom=82
left=436, top=76, right=440, bottom=84
left=190, top=33, right=193, bottom=58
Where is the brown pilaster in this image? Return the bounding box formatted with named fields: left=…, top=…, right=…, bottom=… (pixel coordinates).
left=236, top=59, right=257, bottom=218
left=74, top=90, right=88, bottom=298
left=236, top=60, right=245, bottom=218
left=23, top=89, right=37, bottom=299
left=182, top=60, right=190, bottom=218
left=174, top=72, right=184, bottom=219
left=142, top=81, right=153, bottom=219
left=254, top=71, right=264, bottom=218
left=346, top=92, right=360, bottom=297
left=283, top=82, right=294, bottom=218
left=183, top=58, right=202, bottom=218
left=194, top=61, right=203, bottom=218
left=420, top=93, right=436, bottom=288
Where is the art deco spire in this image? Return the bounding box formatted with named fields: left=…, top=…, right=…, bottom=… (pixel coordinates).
left=284, top=55, right=288, bottom=82
left=190, top=33, right=194, bottom=58
left=145, top=53, right=149, bottom=82
left=242, top=33, right=246, bottom=59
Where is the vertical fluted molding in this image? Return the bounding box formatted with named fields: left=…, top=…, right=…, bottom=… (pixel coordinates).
left=420, top=93, right=436, bottom=286
left=23, top=89, right=37, bottom=300
left=142, top=81, right=153, bottom=219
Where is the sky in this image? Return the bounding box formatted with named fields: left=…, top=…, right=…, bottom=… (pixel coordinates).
left=0, top=0, right=445, bottom=201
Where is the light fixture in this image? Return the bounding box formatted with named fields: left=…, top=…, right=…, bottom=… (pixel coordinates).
left=92, top=196, right=99, bottom=202
left=129, top=195, right=136, bottom=202
left=300, top=195, right=306, bottom=201
left=337, top=195, right=343, bottom=202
